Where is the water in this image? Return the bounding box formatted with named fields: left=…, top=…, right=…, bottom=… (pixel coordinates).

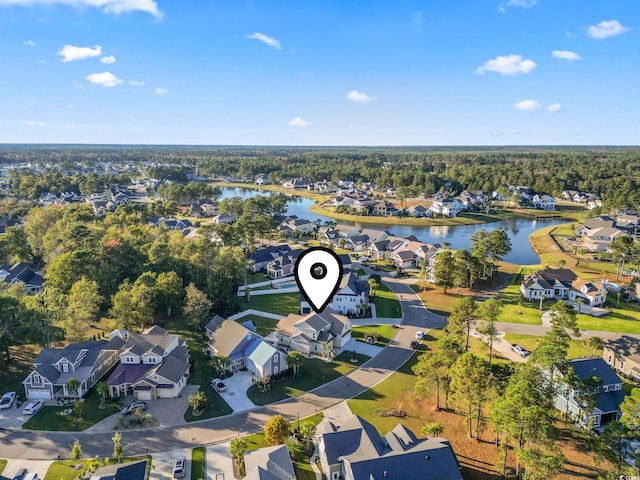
left=219, top=187, right=569, bottom=265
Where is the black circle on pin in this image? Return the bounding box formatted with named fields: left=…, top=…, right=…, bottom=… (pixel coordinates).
left=310, top=262, right=327, bottom=280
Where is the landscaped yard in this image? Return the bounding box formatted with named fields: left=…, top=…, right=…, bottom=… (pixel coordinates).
left=240, top=292, right=299, bottom=316
left=191, top=447, right=205, bottom=480
left=22, top=389, right=120, bottom=431
left=351, top=324, right=399, bottom=346
left=44, top=455, right=152, bottom=480
left=247, top=351, right=370, bottom=406
left=373, top=283, right=402, bottom=318
left=503, top=333, right=593, bottom=359
left=243, top=412, right=324, bottom=480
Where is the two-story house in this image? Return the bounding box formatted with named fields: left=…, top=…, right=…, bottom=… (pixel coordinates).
left=266, top=250, right=303, bottom=279
left=248, top=245, right=292, bottom=273
left=532, top=194, right=556, bottom=210
left=318, top=414, right=463, bottom=480
left=300, top=269, right=367, bottom=316
left=603, top=335, right=640, bottom=381
left=208, top=319, right=288, bottom=379
left=275, top=308, right=352, bottom=357
left=0, top=262, right=45, bottom=294
left=106, top=326, right=190, bottom=400
left=553, top=358, right=625, bottom=428
left=23, top=337, right=125, bottom=399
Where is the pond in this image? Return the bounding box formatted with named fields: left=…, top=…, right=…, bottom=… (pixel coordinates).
left=219, top=187, right=569, bottom=265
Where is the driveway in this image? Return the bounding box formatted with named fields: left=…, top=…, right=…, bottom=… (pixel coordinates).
left=215, top=371, right=257, bottom=413
left=2, top=459, right=52, bottom=479
left=149, top=448, right=192, bottom=480
left=340, top=338, right=384, bottom=359
left=0, top=402, right=28, bottom=430
left=206, top=442, right=235, bottom=480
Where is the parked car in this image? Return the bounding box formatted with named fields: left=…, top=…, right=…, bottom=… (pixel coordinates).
left=410, top=340, right=419, bottom=350
left=121, top=401, right=147, bottom=415
left=12, top=468, right=27, bottom=480
left=212, top=379, right=227, bottom=392
left=415, top=331, right=424, bottom=340
left=173, top=456, right=186, bottom=479
left=370, top=265, right=380, bottom=271
left=21, top=400, right=44, bottom=415
left=511, top=344, right=531, bottom=358
left=23, top=473, right=38, bottom=480
left=0, top=391, right=17, bottom=409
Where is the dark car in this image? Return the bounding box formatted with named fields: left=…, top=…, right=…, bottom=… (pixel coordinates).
left=410, top=340, right=419, bottom=350
left=370, top=265, right=380, bottom=271
left=12, top=468, right=28, bottom=480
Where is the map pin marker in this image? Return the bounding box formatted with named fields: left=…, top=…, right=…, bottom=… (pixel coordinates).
left=295, top=247, right=344, bottom=314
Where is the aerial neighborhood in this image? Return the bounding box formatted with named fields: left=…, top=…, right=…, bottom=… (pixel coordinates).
left=1, top=146, right=640, bottom=480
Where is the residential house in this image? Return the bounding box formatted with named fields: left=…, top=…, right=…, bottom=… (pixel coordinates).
left=430, top=199, right=465, bottom=217
left=318, top=415, right=463, bottom=480
left=553, top=358, right=625, bottom=428
left=89, top=460, right=148, bottom=480
left=300, top=269, right=367, bottom=316
left=407, top=205, right=430, bottom=217
left=275, top=308, right=352, bottom=356
left=344, top=234, right=369, bottom=252
left=282, top=178, right=309, bottom=189
left=212, top=212, right=237, bottom=224
left=190, top=199, right=219, bottom=218
left=208, top=319, right=288, bottom=378
left=520, top=268, right=608, bottom=306
left=0, top=262, right=45, bottom=294
left=106, top=326, right=190, bottom=400
left=532, top=194, right=556, bottom=210
left=0, top=218, right=22, bottom=234
left=392, top=250, right=415, bottom=269
left=244, top=444, right=296, bottom=480
left=581, top=227, right=629, bottom=252
left=23, top=337, right=125, bottom=399
left=248, top=245, right=292, bottom=272
left=254, top=174, right=270, bottom=185
left=576, top=217, right=616, bottom=236
left=282, top=218, right=317, bottom=236
left=373, top=201, right=400, bottom=216
left=368, top=240, right=390, bottom=260
left=603, top=335, right=640, bottom=380
left=615, top=214, right=640, bottom=231
left=587, top=199, right=604, bottom=210
left=266, top=249, right=303, bottom=279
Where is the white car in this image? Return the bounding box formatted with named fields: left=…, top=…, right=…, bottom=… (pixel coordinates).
left=0, top=391, right=17, bottom=410
left=211, top=379, right=227, bottom=392
left=22, top=400, right=44, bottom=415
left=511, top=344, right=531, bottom=358
left=173, top=456, right=186, bottom=479
left=415, top=331, right=424, bottom=340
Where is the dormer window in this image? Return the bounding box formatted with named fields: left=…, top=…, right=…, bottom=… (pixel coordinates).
left=62, top=363, right=70, bottom=372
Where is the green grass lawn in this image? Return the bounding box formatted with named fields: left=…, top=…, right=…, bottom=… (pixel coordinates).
left=503, top=333, right=592, bottom=359
left=247, top=351, right=369, bottom=406
left=0, top=460, right=7, bottom=474
left=238, top=314, right=279, bottom=337
left=351, top=324, right=399, bottom=346
left=44, top=455, right=151, bottom=480
left=497, top=283, right=545, bottom=325
left=22, top=389, right=120, bottom=431
left=191, top=447, right=205, bottom=480
left=241, top=292, right=300, bottom=316
left=373, top=283, right=402, bottom=318
left=243, top=412, right=324, bottom=480
left=184, top=386, right=232, bottom=422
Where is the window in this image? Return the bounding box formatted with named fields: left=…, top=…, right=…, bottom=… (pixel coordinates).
left=607, top=354, right=612, bottom=364
left=62, top=363, right=69, bottom=372
left=32, top=374, right=41, bottom=383
left=274, top=355, right=278, bottom=363
left=620, top=361, right=625, bottom=371
left=614, top=384, right=622, bottom=391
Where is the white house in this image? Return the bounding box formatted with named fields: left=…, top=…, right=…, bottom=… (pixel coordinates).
left=300, top=269, right=368, bottom=316
left=532, top=194, right=556, bottom=210
left=520, top=268, right=608, bottom=307
left=275, top=309, right=352, bottom=357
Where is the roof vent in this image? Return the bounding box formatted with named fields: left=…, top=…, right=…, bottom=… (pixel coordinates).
left=383, top=472, right=387, bottom=477
left=425, top=455, right=430, bottom=461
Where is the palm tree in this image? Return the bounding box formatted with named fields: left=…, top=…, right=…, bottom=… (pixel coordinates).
left=421, top=421, right=444, bottom=437
left=95, top=381, right=109, bottom=405
left=299, top=421, right=317, bottom=453
left=539, top=292, right=546, bottom=311
left=66, top=378, right=81, bottom=398
left=287, top=350, right=304, bottom=376
left=586, top=336, right=603, bottom=357
left=575, top=297, right=584, bottom=314
left=229, top=438, right=247, bottom=477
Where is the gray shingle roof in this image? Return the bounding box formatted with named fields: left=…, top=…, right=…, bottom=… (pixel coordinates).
left=569, top=358, right=622, bottom=386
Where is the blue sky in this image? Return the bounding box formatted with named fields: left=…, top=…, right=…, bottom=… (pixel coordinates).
left=0, top=0, right=638, bottom=145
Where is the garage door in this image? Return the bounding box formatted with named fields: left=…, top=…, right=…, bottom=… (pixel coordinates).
left=28, top=390, right=51, bottom=399
left=136, top=390, right=152, bottom=401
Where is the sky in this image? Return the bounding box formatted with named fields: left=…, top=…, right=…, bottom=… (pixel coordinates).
left=0, top=0, right=638, bottom=146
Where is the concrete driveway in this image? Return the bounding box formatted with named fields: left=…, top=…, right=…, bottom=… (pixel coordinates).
left=340, top=338, right=384, bottom=359
left=0, top=402, right=28, bottom=430
left=215, top=371, right=257, bottom=413
left=205, top=442, right=234, bottom=480
left=2, top=459, right=52, bottom=479
left=149, top=448, right=192, bottom=480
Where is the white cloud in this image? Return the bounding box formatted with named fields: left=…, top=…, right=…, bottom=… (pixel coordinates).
left=128, top=79, right=144, bottom=86
left=100, top=55, right=116, bottom=64
left=547, top=103, right=563, bottom=112
left=86, top=71, right=122, bottom=87
left=552, top=50, right=581, bottom=61
left=19, top=120, right=46, bottom=126
left=247, top=32, right=281, bottom=50
left=498, top=0, right=536, bottom=12
left=346, top=90, right=375, bottom=103
left=154, top=87, right=168, bottom=95
left=513, top=99, right=541, bottom=110
left=58, top=44, right=102, bottom=62
left=587, top=20, right=630, bottom=40
left=23, top=39, right=36, bottom=46
left=475, top=54, right=537, bottom=75
left=0, top=0, right=162, bottom=18
left=289, top=117, right=310, bottom=128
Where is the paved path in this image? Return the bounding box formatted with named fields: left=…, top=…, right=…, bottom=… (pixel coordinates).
left=0, top=273, right=429, bottom=461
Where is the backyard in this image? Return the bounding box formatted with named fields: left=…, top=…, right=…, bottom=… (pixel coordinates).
left=240, top=292, right=299, bottom=316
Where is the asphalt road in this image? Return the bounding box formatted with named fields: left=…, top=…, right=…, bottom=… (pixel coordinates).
left=0, top=272, right=433, bottom=460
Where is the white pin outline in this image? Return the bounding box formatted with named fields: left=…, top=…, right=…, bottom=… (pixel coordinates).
left=294, top=247, right=344, bottom=314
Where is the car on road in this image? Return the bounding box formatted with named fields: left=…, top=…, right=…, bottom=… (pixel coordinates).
left=21, top=400, right=44, bottom=415
left=410, top=340, right=419, bottom=350
left=173, top=456, right=186, bottom=479
left=415, top=331, right=424, bottom=340
left=511, top=344, right=531, bottom=358
left=121, top=401, right=147, bottom=415
left=370, top=265, right=380, bottom=271
left=0, top=391, right=17, bottom=409
left=12, top=468, right=28, bottom=480
left=212, top=378, right=227, bottom=392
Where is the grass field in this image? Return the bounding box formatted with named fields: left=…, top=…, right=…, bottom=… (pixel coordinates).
left=374, top=283, right=402, bottom=318
left=241, top=292, right=300, bottom=316
left=247, top=351, right=370, bottom=405
left=351, top=324, right=399, bottom=346
left=243, top=412, right=324, bottom=480
left=191, top=447, right=205, bottom=480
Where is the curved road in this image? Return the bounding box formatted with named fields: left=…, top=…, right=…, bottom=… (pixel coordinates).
left=1, top=272, right=442, bottom=460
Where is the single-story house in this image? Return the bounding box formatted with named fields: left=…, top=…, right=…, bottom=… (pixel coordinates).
left=520, top=268, right=608, bottom=307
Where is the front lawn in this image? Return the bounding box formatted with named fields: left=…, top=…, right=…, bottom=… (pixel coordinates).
left=247, top=352, right=369, bottom=406
left=498, top=283, right=546, bottom=325
left=0, top=460, right=7, bottom=474
left=503, top=333, right=592, bottom=359
left=44, top=455, right=152, bottom=480
left=244, top=412, right=324, bottom=480
left=240, top=293, right=300, bottom=316
left=22, top=390, right=120, bottom=431
left=351, top=324, right=398, bottom=346
left=184, top=386, right=232, bottom=422
left=373, top=283, right=402, bottom=318
left=191, top=447, right=205, bottom=480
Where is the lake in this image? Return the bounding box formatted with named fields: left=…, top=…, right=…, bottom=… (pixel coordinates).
left=219, top=187, right=568, bottom=265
